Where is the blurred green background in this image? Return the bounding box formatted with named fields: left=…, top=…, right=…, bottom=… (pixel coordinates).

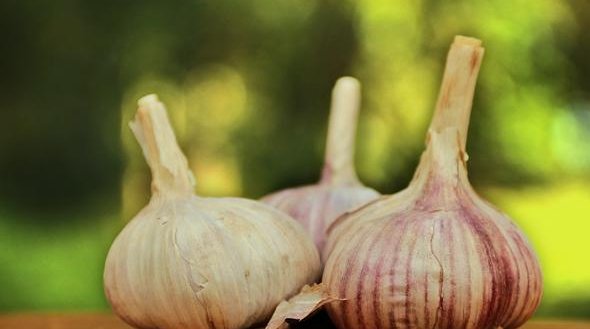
left=0, top=0, right=589, bottom=319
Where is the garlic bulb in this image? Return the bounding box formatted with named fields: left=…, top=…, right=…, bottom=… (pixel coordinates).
left=104, top=95, right=320, bottom=329
left=323, top=36, right=542, bottom=329
left=262, top=77, right=379, bottom=253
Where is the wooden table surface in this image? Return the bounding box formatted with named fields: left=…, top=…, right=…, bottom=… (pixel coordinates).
left=0, top=313, right=588, bottom=329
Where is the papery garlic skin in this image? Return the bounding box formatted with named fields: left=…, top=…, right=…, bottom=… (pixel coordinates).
left=324, top=130, right=542, bottom=329
left=263, top=184, right=378, bottom=255
left=263, top=77, right=379, bottom=253
left=106, top=196, right=319, bottom=329
left=323, top=37, right=542, bottom=329
left=104, top=95, right=320, bottom=329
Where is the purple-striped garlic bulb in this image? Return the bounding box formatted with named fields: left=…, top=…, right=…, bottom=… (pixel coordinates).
left=262, top=77, right=380, bottom=254
left=104, top=95, right=320, bottom=329
left=323, top=36, right=542, bottom=329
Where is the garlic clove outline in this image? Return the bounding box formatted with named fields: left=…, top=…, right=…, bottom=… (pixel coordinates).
left=262, top=77, right=380, bottom=254
left=322, top=36, right=543, bottom=329
left=104, top=95, right=321, bottom=329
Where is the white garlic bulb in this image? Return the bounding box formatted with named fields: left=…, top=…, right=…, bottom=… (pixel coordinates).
left=323, top=36, right=543, bottom=329
left=104, top=95, right=320, bottom=329
left=262, top=77, right=380, bottom=254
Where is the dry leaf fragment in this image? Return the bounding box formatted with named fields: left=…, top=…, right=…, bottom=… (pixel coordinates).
left=265, top=284, right=343, bottom=329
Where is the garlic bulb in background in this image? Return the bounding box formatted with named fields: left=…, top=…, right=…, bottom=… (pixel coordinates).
left=104, top=95, right=320, bottom=329
left=262, top=77, right=379, bottom=254
left=323, top=36, right=542, bottom=329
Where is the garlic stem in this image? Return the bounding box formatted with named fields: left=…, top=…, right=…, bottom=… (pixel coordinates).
left=411, top=37, right=484, bottom=195
left=429, top=36, right=484, bottom=150
left=320, top=77, right=362, bottom=186
left=129, top=94, right=194, bottom=196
